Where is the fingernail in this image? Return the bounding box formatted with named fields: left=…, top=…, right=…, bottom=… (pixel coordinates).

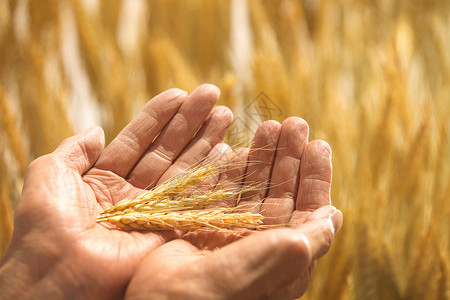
left=173, top=88, right=188, bottom=97
left=330, top=210, right=343, bottom=233
left=202, top=83, right=221, bottom=96
left=313, top=206, right=336, bottom=220
left=86, top=126, right=103, bottom=138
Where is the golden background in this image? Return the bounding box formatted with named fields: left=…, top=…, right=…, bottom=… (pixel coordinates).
left=0, top=0, right=449, bottom=299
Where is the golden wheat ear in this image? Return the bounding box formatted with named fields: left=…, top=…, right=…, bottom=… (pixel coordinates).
left=97, top=150, right=271, bottom=230
left=97, top=208, right=264, bottom=231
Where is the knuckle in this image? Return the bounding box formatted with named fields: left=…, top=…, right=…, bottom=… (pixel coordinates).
left=316, top=220, right=335, bottom=257
left=278, top=231, right=313, bottom=266
left=26, top=154, right=52, bottom=174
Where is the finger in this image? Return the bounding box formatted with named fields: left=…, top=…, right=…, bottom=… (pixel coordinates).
left=210, top=147, right=249, bottom=208
left=277, top=261, right=317, bottom=300
left=18, top=127, right=105, bottom=222
left=289, top=205, right=343, bottom=232
left=260, top=117, right=309, bottom=225
left=296, top=209, right=341, bottom=259
left=206, top=215, right=339, bottom=299
left=157, top=105, right=233, bottom=184
left=203, top=219, right=337, bottom=299
left=55, top=126, right=105, bottom=175
left=94, top=88, right=187, bottom=176
left=125, top=239, right=203, bottom=299
left=130, top=231, right=310, bottom=299
left=237, top=120, right=281, bottom=213
left=182, top=143, right=233, bottom=195
left=128, top=84, right=220, bottom=189
left=296, top=140, right=333, bottom=211
left=127, top=213, right=341, bottom=299
left=193, top=147, right=250, bottom=209
left=182, top=228, right=249, bottom=250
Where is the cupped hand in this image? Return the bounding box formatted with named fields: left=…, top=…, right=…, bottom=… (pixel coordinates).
left=0, top=84, right=233, bottom=299
left=125, top=118, right=343, bottom=299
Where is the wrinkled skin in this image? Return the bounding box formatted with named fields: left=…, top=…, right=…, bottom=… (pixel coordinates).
left=0, top=84, right=342, bottom=300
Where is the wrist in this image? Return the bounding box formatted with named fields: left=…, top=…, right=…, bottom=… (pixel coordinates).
left=1, top=233, right=128, bottom=300
left=0, top=251, right=37, bottom=299
left=0, top=250, right=87, bottom=299
left=0, top=232, right=83, bottom=299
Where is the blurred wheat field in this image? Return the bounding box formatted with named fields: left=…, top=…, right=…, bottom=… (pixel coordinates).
left=0, top=0, right=449, bottom=299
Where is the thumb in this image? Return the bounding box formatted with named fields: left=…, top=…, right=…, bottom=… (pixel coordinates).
left=22, top=126, right=105, bottom=193
left=54, top=126, right=105, bottom=174
left=15, top=126, right=105, bottom=234
left=201, top=217, right=337, bottom=299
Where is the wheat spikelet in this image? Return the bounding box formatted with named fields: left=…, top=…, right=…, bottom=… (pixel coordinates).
left=101, top=188, right=236, bottom=217
left=103, top=163, right=219, bottom=214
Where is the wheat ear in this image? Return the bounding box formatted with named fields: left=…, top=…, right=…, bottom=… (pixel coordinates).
left=97, top=208, right=264, bottom=230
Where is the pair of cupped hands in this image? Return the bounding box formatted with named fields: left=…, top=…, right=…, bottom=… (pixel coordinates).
left=0, top=84, right=342, bottom=299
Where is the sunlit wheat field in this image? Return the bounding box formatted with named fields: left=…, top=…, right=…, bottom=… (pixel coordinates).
left=1, top=1, right=449, bottom=299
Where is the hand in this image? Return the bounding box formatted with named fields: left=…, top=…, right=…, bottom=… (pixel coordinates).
left=0, top=84, right=233, bottom=299
left=125, top=118, right=343, bottom=299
